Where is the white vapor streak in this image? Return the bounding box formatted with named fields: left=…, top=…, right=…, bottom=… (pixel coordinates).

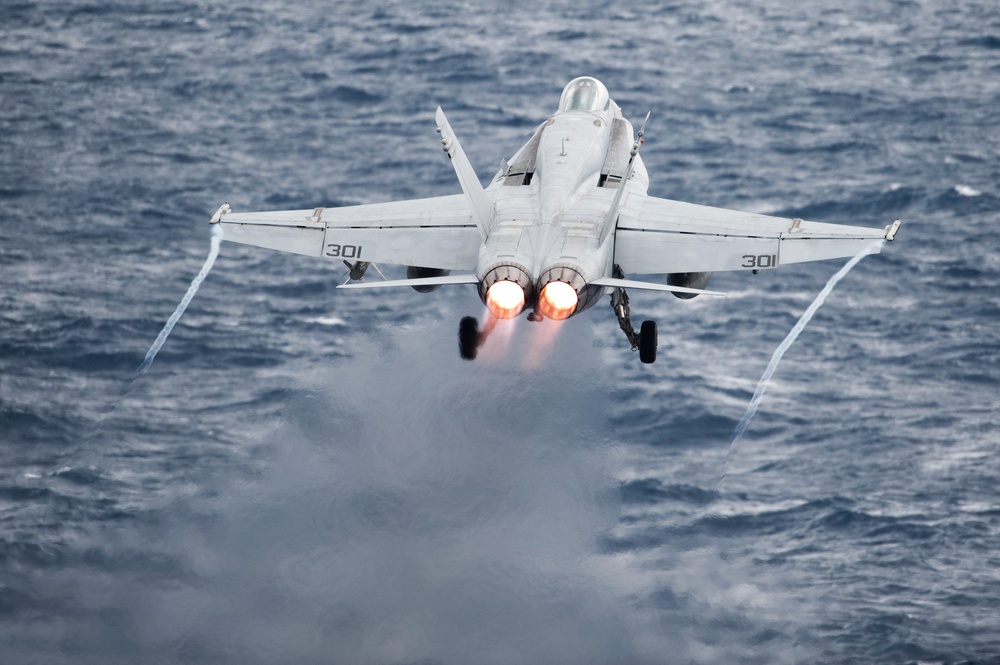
left=135, top=225, right=224, bottom=379
left=720, top=241, right=883, bottom=490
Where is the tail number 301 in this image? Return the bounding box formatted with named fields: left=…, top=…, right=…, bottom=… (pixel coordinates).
left=742, top=254, right=776, bottom=269
left=326, top=244, right=363, bottom=259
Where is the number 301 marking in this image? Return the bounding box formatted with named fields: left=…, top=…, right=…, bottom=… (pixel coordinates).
left=742, top=254, right=776, bottom=269
left=326, top=243, right=362, bottom=259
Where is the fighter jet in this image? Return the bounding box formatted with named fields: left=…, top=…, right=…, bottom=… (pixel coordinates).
left=210, top=76, right=900, bottom=363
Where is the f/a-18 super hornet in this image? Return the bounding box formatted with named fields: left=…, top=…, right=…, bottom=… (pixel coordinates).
left=210, top=76, right=900, bottom=363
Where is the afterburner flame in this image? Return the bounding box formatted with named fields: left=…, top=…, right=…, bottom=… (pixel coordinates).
left=486, top=280, right=526, bottom=319
left=538, top=281, right=578, bottom=320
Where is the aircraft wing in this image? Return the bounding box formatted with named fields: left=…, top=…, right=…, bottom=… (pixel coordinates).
left=215, top=194, right=481, bottom=271
left=614, top=195, right=898, bottom=275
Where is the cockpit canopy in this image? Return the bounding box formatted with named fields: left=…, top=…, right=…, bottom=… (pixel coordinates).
left=558, top=76, right=610, bottom=113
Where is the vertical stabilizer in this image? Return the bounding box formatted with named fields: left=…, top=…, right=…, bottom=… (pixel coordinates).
left=435, top=107, right=490, bottom=240
left=600, top=111, right=650, bottom=245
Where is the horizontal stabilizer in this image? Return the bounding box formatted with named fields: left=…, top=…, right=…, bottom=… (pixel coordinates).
left=591, top=276, right=727, bottom=297
left=337, top=274, right=479, bottom=290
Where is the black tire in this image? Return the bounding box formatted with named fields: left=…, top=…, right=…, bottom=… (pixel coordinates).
left=638, top=320, right=657, bottom=364
left=458, top=316, right=480, bottom=360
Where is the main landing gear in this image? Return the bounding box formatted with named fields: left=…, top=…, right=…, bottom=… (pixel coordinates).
left=458, top=315, right=501, bottom=360
left=638, top=319, right=658, bottom=364
left=611, top=280, right=658, bottom=364
left=458, top=316, right=480, bottom=360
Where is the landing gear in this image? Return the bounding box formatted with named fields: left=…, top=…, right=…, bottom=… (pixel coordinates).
left=458, top=315, right=501, bottom=360
left=611, top=269, right=658, bottom=364
left=638, top=320, right=657, bottom=364
left=611, top=284, right=639, bottom=350
left=458, top=316, right=480, bottom=360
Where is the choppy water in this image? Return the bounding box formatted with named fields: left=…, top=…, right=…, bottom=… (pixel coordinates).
left=3, top=1, right=1000, bottom=663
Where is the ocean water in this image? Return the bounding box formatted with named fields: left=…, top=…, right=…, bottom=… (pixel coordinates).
left=3, top=1, right=1000, bottom=663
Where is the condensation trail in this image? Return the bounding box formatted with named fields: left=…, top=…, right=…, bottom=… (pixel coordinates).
left=83, top=225, right=225, bottom=441
left=718, top=241, right=883, bottom=492
left=134, top=224, right=224, bottom=379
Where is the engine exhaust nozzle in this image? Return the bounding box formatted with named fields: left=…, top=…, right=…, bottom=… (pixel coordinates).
left=536, top=265, right=590, bottom=320
left=479, top=263, right=534, bottom=319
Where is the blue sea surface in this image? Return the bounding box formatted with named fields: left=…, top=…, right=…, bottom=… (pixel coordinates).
left=3, top=1, right=1000, bottom=663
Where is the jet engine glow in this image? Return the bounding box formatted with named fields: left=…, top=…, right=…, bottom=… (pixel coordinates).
left=479, top=263, right=534, bottom=320
left=538, top=281, right=578, bottom=320
left=486, top=280, right=526, bottom=319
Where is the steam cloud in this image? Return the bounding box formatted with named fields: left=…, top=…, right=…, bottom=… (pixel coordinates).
left=7, top=322, right=813, bottom=664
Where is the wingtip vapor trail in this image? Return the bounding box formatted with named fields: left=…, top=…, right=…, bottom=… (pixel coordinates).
left=134, top=224, right=225, bottom=380
left=84, top=224, right=226, bottom=437
left=717, top=240, right=884, bottom=493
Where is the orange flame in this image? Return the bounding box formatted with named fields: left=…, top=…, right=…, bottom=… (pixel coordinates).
left=486, top=280, right=526, bottom=319
left=538, top=281, right=578, bottom=320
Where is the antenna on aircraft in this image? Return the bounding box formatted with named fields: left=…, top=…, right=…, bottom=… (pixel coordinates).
left=634, top=111, right=650, bottom=151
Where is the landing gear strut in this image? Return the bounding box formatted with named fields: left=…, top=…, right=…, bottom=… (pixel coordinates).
left=611, top=268, right=658, bottom=364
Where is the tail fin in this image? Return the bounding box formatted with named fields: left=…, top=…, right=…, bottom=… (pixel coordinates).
left=435, top=107, right=490, bottom=240
left=600, top=111, right=650, bottom=245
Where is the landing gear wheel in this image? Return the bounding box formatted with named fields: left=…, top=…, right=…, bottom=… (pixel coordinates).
left=638, top=320, right=657, bottom=364
left=458, top=316, right=480, bottom=360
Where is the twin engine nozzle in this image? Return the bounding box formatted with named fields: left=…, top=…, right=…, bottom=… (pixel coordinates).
left=479, top=263, right=534, bottom=319
left=479, top=263, right=591, bottom=321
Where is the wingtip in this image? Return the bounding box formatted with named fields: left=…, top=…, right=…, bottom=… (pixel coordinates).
left=209, top=203, right=231, bottom=225
left=884, top=218, right=902, bottom=241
